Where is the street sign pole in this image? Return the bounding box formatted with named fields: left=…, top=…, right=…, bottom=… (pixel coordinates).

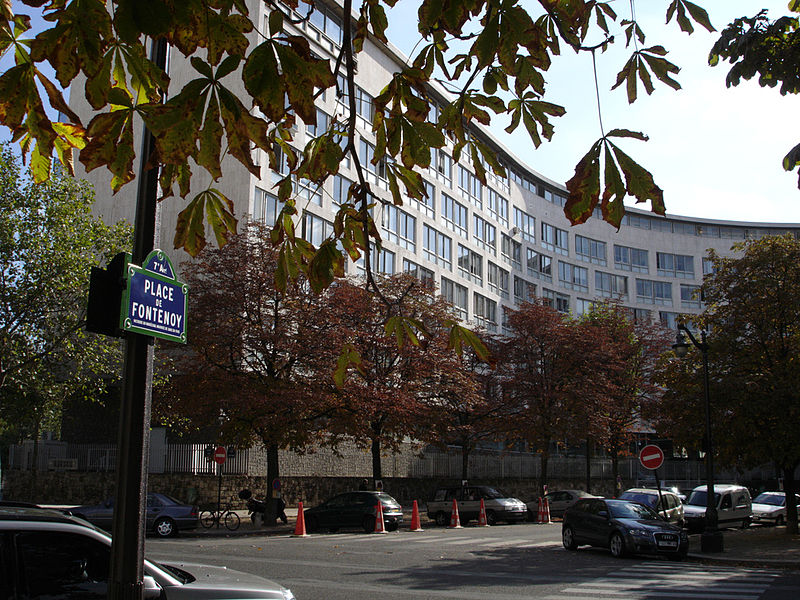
left=108, top=37, right=167, bottom=600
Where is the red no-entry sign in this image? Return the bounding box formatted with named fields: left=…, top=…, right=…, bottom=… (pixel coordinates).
left=639, top=444, right=665, bottom=470
left=213, top=445, right=227, bottom=465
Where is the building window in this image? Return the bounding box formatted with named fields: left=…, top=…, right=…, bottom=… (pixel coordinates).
left=422, top=224, right=452, bottom=270
left=382, top=205, right=416, bottom=251
left=458, top=165, right=483, bottom=208
left=486, top=188, right=509, bottom=226
left=355, top=245, right=395, bottom=276
left=501, top=233, right=521, bottom=270
left=575, top=235, right=606, bottom=265
left=614, top=245, right=649, bottom=273
left=338, top=74, right=374, bottom=122
left=542, top=288, right=569, bottom=313
left=558, top=261, right=589, bottom=292
left=576, top=298, right=595, bottom=316
left=680, top=284, right=701, bottom=308
left=403, top=258, right=434, bottom=285
left=359, top=140, right=387, bottom=180
left=295, top=177, right=322, bottom=206
left=302, top=212, right=333, bottom=246
left=632, top=307, right=651, bottom=322
left=333, top=174, right=352, bottom=206
left=636, top=278, right=673, bottom=306
left=513, top=207, right=535, bottom=243
left=488, top=262, right=509, bottom=299
left=253, top=187, right=281, bottom=225
left=513, top=275, right=534, bottom=304
left=458, top=244, right=483, bottom=285
left=441, top=277, right=468, bottom=320
left=306, top=108, right=329, bottom=137
left=541, top=222, right=568, bottom=255
left=660, top=311, right=680, bottom=330
left=442, top=193, right=468, bottom=238
left=430, top=147, right=452, bottom=187
left=544, top=189, right=566, bottom=207
left=298, top=0, right=343, bottom=46
left=473, top=292, right=497, bottom=332
left=702, top=257, right=715, bottom=276
left=624, top=213, right=652, bottom=230
left=657, top=252, right=695, bottom=279
left=473, top=215, right=497, bottom=255
left=527, top=249, right=552, bottom=282
left=595, top=271, right=628, bottom=299
left=409, top=179, right=435, bottom=219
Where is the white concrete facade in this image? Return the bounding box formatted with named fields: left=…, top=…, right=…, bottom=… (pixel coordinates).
left=70, top=0, right=800, bottom=333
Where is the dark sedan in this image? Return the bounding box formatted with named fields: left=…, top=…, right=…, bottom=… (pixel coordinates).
left=68, top=492, right=199, bottom=538
left=562, top=498, right=688, bottom=560
left=304, top=491, right=403, bottom=533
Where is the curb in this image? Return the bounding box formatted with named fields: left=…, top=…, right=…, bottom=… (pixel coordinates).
left=686, top=553, right=800, bottom=570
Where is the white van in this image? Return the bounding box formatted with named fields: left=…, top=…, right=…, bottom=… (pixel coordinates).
left=683, top=484, right=752, bottom=531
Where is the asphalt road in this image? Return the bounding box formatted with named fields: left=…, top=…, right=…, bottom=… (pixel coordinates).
left=146, top=522, right=800, bottom=600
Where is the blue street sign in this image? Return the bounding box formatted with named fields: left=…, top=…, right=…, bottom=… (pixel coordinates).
left=121, top=250, right=188, bottom=343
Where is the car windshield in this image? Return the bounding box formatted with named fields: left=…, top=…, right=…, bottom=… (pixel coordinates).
left=376, top=493, right=399, bottom=506
left=754, top=493, right=785, bottom=506
left=686, top=491, right=720, bottom=507
left=481, top=487, right=506, bottom=499
left=608, top=501, right=660, bottom=520
left=618, top=492, right=658, bottom=508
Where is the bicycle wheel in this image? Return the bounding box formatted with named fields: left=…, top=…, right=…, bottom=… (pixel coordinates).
left=224, top=511, right=240, bottom=531
left=200, top=510, right=216, bottom=528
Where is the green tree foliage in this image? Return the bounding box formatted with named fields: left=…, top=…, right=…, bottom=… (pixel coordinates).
left=0, top=0, right=715, bottom=302
left=0, top=144, right=131, bottom=447
left=709, top=5, right=800, bottom=187
left=651, top=235, right=800, bottom=534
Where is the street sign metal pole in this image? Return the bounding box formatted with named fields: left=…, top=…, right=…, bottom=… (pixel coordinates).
left=108, top=37, right=167, bottom=600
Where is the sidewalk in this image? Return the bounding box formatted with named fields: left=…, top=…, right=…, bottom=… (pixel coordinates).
left=187, top=508, right=800, bottom=569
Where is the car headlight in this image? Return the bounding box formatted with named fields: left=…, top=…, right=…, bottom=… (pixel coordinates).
left=283, top=590, right=296, bottom=600
left=628, top=528, right=651, bottom=538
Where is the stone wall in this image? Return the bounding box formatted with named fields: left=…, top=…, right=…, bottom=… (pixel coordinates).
left=1, top=469, right=627, bottom=509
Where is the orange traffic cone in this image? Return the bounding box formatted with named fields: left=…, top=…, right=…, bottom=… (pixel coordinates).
left=409, top=500, right=423, bottom=532
left=542, top=496, right=551, bottom=523
left=448, top=498, right=462, bottom=528
left=373, top=501, right=387, bottom=534
left=536, top=497, right=545, bottom=523
left=292, top=501, right=309, bottom=537
left=477, top=498, right=489, bottom=527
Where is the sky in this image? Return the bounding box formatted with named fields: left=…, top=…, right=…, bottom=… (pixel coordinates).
left=386, top=1, right=800, bottom=224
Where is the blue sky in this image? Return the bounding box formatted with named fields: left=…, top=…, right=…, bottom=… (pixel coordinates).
left=387, top=1, right=800, bottom=224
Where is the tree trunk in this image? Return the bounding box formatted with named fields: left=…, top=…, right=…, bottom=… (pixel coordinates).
left=265, top=443, right=279, bottom=526
left=371, top=437, right=382, bottom=483
left=585, top=438, right=592, bottom=494
left=784, top=463, right=798, bottom=535
left=461, top=445, right=471, bottom=481
left=538, top=447, right=550, bottom=498
left=30, top=412, right=41, bottom=503
left=611, top=446, right=620, bottom=497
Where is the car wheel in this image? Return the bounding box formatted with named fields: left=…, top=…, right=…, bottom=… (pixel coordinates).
left=609, top=532, right=627, bottom=558
left=305, top=515, right=320, bottom=533
left=387, top=522, right=399, bottom=532
left=485, top=510, right=497, bottom=526
left=776, top=515, right=785, bottom=527
left=562, top=525, right=578, bottom=550
left=362, top=515, right=376, bottom=533
left=435, top=511, right=448, bottom=527
left=154, top=517, right=176, bottom=538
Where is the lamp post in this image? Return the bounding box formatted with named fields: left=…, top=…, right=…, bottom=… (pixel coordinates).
left=672, top=325, right=724, bottom=553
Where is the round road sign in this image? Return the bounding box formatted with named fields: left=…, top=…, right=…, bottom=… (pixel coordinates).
left=639, top=444, right=665, bottom=470
left=213, top=445, right=227, bottom=465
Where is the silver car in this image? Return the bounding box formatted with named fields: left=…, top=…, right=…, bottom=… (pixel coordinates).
left=528, top=489, right=597, bottom=519
left=618, top=488, right=685, bottom=526
left=0, top=506, right=295, bottom=599
left=752, top=491, right=800, bottom=526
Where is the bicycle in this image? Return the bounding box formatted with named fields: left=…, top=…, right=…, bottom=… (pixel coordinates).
left=199, top=498, right=241, bottom=530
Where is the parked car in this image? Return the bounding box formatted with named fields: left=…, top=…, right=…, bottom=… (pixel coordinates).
left=683, top=484, right=752, bottom=532
left=527, top=489, right=597, bottom=519
left=618, top=488, right=685, bottom=526
left=303, top=491, right=403, bottom=533
left=0, top=505, right=295, bottom=599
left=68, top=492, right=199, bottom=538
left=426, top=485, right=527, bottom=526
left=751, top=491, right=800, bottom=526
left=562, top=498, right=689, bottom=560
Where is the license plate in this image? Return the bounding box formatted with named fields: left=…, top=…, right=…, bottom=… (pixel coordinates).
left=658, top=540, right=678, bottom=548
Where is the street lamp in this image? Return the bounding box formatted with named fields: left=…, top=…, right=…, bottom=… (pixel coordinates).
left=672, top=325, right=724, bottom=553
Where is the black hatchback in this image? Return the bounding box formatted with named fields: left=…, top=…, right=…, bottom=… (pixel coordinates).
left=303, top=491, right=404, bottom=533
left=562, top=498, right=688, bottom=560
